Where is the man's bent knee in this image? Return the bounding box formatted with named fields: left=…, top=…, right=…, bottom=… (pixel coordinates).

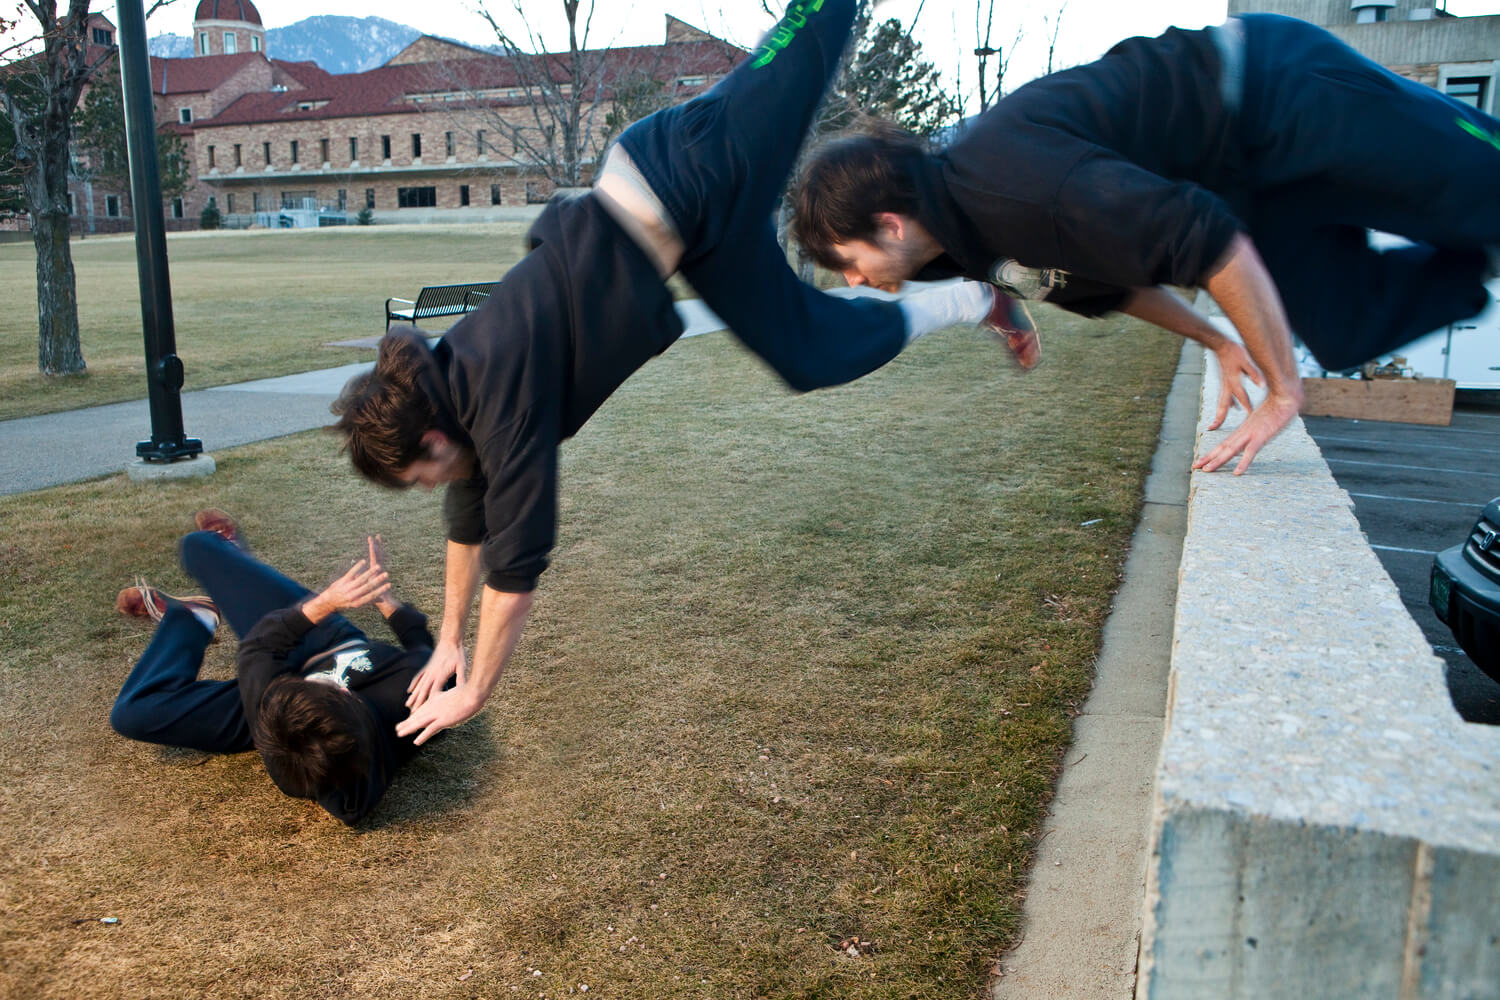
left=178, top=529, right=230, bottom=577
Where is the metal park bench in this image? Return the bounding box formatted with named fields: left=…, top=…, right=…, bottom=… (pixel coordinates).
left=384, top=281, right=496, bottom=332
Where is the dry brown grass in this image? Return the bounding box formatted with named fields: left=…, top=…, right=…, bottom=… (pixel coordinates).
left=0, top=224, right=540, bottom=421
left=0, top=313, right=1181, bottom=998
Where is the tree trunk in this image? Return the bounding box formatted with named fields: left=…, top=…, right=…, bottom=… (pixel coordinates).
left=29, top=132, right=85, bottom=376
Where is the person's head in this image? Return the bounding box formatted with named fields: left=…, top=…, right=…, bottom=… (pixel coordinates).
left=330, top=335, right=473, bottom=489
left=794, top=131, right=943, bottom=292
left=254, top=676, right=376, bottom=800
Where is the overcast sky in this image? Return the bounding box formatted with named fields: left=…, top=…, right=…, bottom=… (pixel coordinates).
left=84, top=0, right=1500, bottom=104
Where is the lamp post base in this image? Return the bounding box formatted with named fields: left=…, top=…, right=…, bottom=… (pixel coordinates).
left=126, top=453, right=216, bottom=484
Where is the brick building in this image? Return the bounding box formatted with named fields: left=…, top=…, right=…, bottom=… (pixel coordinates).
left=59, top=0, right=742, bottom=232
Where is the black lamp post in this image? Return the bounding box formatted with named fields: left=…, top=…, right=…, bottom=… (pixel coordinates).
left=116, top=0, right=202, bottom=463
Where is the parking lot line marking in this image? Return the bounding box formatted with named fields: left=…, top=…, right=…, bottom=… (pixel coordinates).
left=1370, top=544, right=1439, bottom=555
left=1325, top=458, right=1500, bottom=478
left=1312, top=434, right=1500, bottom=457
left=1348, top=492, right=1488, bottom=509
left=1307, top=422, right=1499, bottom=438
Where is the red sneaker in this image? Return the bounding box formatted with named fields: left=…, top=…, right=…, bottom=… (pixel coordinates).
left=116, top=579, right=222, bottom=632
left=982, top=290, right=1042, bottom=371
left=194, top=508, right=244, bottom=548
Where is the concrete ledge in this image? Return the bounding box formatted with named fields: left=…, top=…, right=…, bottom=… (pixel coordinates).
left=1138, top=350, right=1500, bottom=999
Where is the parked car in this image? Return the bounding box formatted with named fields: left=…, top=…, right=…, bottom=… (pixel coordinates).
left=1431, top=496, right=1500, bottom=682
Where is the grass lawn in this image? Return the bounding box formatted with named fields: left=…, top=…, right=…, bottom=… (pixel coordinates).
left=0, top=298, right=1182, bottom=998
left=0, top=224, right=550, bottom=421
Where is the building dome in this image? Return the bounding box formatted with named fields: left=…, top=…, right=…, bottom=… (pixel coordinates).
left=192, top=0, right=265, bottom=57
left=193, top=0, right=262, bottom=27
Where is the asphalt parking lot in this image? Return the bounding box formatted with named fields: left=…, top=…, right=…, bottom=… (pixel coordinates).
left=1304, top=396, right=1500, bottom=725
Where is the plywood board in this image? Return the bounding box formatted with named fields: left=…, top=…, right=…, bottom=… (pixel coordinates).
left=1299, top=377, right=1456, bottom=426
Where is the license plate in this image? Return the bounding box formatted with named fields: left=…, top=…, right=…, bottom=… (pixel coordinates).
left=1430, top=566, right=1453, bottom=622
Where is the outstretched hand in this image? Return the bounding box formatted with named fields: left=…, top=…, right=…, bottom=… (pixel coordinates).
left=1193, top=391, right=1301, bottom=475
left=396, top=683, right=481, bottom=746
left=1207, top=340, right=1265, bottom=431
left=406, top=636, right=467, bottom=710
left=303, top=550, right=389, bottom=622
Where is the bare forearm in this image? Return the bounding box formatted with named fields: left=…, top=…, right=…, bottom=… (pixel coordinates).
left=1202, top=234, right=1303, bottom=403
left=465, top=586, right=535, bottom=707
left=1120, top=286, right=1227, bottom=348
left=441, top=540, right=484, bottom=643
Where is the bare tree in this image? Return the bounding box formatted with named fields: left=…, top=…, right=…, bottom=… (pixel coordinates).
left=470, top=0, right=611, bottom=189
left=2, top=0, right=176, bottom=376
left=2, top=0, right=109, bottom=375
left=1044, top=1, right=1069, bottom=76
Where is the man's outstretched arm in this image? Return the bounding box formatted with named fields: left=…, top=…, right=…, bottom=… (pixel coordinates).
left=395, top=585, right=534, bottom=745
left=1195, top=233, right=1305, bottom=474
left=1119, top=286, right=1264, bottom=432
left=406, top=539, right=485, bottom=708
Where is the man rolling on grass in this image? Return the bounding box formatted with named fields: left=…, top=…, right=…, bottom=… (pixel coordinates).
left=111, top=510, right=439, bottom=825
left=330, top=0, right=1037, bottom=748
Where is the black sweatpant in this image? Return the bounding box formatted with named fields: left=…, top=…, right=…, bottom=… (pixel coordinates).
left=619, top=0, right=909, bottom=391
left=1238, top=13, right=1499, bottom=370
left=109, top=532, right=364, bottom=753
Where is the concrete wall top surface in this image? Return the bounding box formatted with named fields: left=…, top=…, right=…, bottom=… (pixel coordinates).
left=1161, top=344, right=1500, bottom=855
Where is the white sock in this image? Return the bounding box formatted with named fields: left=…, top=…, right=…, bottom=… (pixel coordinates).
left=190, top=607, right=218, bottom=635
left=897, top=280, right=994, bottom=345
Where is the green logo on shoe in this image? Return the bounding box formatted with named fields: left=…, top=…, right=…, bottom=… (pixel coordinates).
left=750, top=0, right=827, bottom=69
left=1457, top=116, right=1500, bottom=152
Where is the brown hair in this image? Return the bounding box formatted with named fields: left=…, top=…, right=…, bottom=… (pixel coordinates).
left=329, top=335, right=437, bottom=488
left=254, top=676, right=375, bottom=800
left=794, top=129, right=927, bottom=271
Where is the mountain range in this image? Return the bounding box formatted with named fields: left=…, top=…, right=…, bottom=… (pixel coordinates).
left=149, top=15, right=426, bottom=74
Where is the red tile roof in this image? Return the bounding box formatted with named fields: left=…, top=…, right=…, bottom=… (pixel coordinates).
left=151, top=52, right=265, bottom=95
left=197, top=38, right=744, bottom=128
left=194, top=0, right=262, bottom=26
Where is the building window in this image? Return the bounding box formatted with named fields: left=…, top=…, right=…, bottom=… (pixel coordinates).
left=198, top=32, right=209, bottom=55
left=253, top=192, right=262, bottom=212
left=365, top=188, right=375, bottom=209
left=490, top=184, right=501, bottom=205
left=318, top=138, right=329, bottom=165
left=411, top=133, right=422, bottom=158
left=263, top=141, right=272, bottom=166
left=226, top=193, right=235, bottom=213
left=1446, top=77, right=1489, bottom=109
left=233, top=143, right=242, bottom=167
left=105, top=194, right=120, bottom=217
left=172, top=197, right=183, bottom=218
left=349, top=136, right=358, bottom=162
left=207, top=145, right=216, bottom=168
left=381, top=134, right=391, bottom=160
left=337, top=188, right=347, bottom=210
left=290, top=140, right=299, bottom=164
left=208, top=196, right=216, bottom=210
left=397, top=186, right=437, bottom=208
left=67, top=191, right=75, bottom=214
left=224, top=32, right=236, bottom=54
left=280, top=189, right=314, bottom=209
left=460, top=184, right=470, bottom=206
left=92, top=27, right=113, bottom=46
left=178, top=107, right=192, bottom=124
left=251, top=35, right=260, bottom=52
left=445, top=131, right=456, bottom=157
left=477, top=129, right=487, bottom=155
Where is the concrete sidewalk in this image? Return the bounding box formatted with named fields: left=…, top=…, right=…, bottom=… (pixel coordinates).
left=0, top=299, right=730, bottom=497
left=992, top=343, right=1197, bottom=999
